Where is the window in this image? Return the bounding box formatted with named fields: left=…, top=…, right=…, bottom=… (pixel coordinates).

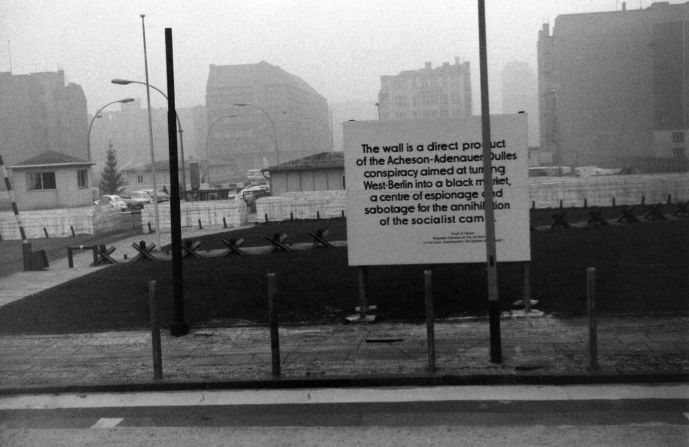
left=137, top=175, right=144, bottom=184
left=672, top=131, right=684, bottom=143
left=77, top=169, right=88, bottom=188
left=27, top=171, right=56, bottom=191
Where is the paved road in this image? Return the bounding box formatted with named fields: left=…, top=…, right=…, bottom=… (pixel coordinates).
left=1, top=384, right=687, bottom=446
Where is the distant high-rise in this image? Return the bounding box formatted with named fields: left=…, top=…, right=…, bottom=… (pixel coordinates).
left=501, top=61, right=539, bottom=147
left=0, top=70, right=88, bottom=168
left=205, top=61, right=331, bottom=175
left=538, top=2, right=689, bottom=171
left=88, top=99, right=207, bottom=182
left=377, top=58, right=472, bottom=121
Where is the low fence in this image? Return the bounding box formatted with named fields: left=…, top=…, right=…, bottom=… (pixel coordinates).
left=0, top=206, right=137, bottom=240
left=529, top=173, right=689, bottom=208
left=140, top=200, right=249, bottom=233
left=256, top=190, right=346, bottom=222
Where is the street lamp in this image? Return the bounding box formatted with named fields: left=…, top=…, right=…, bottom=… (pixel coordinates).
left=87, top=98, right=135, bottom=163
left=205, top=114, right=239, bottom=185
left=233, top=103, right=280, bottom=164
left=111, top=78, right=188, bottom=199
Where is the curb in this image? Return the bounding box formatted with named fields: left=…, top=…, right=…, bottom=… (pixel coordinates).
left=1, top=371, right=687, bottom=397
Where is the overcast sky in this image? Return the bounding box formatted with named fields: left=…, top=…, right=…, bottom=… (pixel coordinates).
left=0, top=0, right=672, bottom=114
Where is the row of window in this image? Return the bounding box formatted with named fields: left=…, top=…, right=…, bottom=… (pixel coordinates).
left=391, top=92, right=464, bottom=107
left=27, top=169, right=88, bottom=191
left=387, top=75, right=465, bottom=91
left=384, top=109, right=466, bottom=120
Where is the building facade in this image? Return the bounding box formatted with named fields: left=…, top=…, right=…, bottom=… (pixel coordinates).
left=0, top=70, right=88, bottom=170
left=501, top=61, right=539, bottom=148
left=88, top=99, right=207, bottom=188
left=264, top=152, right=344, bottom=196
left=205, top=61, right=331, bottom=178
left=10, top=151, right=95, bottom=210
left=538, top=2, right=689, bottom=171
left=376, top=58, right=472, bottom=121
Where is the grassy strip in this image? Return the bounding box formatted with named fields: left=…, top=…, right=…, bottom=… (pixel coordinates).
left=0, top=217, right=685, bottom=334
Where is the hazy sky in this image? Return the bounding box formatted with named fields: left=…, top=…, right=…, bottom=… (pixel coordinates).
left=0, top=0, right=670, bottom=114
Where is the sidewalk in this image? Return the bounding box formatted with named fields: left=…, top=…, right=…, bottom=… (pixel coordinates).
left=0, top=224, right=687, bottom=393
left=0, top=314, right=687, bottom=393
left=0, top=224, right=250, bottom=308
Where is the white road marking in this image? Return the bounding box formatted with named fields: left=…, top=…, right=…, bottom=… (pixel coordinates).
left=91, top=418, right=123, bottom=429
left=0, top=384, right=686, bottom=410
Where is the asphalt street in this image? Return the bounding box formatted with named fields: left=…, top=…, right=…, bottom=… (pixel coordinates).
left=1, top=384, right=687, bottom=446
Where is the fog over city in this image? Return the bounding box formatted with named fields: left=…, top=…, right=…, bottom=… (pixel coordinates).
left=1, top=0, right=642, bottom=114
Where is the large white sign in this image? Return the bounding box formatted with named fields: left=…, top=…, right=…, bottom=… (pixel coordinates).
left=344, top=115, right=530, bottom=266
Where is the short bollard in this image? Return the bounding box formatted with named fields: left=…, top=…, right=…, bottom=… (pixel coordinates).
left=522, top=262, right=531, bottom=313
left=358, top=266, right=368, bottom=320
left=268, top=273, right=281, bottom=377
left=587, top=267, right=598, bottom=371
left=149, top=280, right=163, bottom=381
left=424, top=270, right=436, bottom=373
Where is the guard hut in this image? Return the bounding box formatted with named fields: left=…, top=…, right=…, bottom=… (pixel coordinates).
left=9, top=150, right=95, bottom=210
left=263, top=152, right=345, bottom=195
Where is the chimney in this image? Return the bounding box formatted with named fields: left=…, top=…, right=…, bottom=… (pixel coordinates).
left=622, top=2, right=626, bottom=10
left=454, top=57, right=460, bottom=65
left=425, top=62, right=432, bottom=70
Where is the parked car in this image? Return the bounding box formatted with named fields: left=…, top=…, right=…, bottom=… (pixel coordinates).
left=94, top=195, right=128, bottom=211
left=119, top=191, right=150, bottom=209
left=141, top=189, right=170, bottom=203
left=240, top=184, right=270, bottom=203
left=226, top=188, right=242, bottom=200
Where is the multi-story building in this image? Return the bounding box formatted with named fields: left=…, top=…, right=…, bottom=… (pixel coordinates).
left=538, top=2, right=689, bottom=171
left=205, top=61, right=331, bottom=177
left=376, top=58, right=472, bottom=121
left=88, top=99, right=207, bottom=188
left=501, top=61, right=539, bottom=147
left=0, top=70, right=88, bottom=168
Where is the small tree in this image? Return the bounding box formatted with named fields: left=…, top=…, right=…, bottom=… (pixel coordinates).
left=99, top=141, right=125, bottom=194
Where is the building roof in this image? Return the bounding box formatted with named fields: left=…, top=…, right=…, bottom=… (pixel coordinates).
left=10, top=150, right=93, bottom=169
left=265, top=152, right=344, bottom=172
left=207, top=61, right=324, bottom=99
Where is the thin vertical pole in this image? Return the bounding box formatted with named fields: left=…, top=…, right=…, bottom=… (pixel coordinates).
left=424, top=270, right=436, bottom=372
left=141, top=14, right=161, bottom=250
left=522, top=262, right=531, bottom=313
left=165, top=28, right=188, bottom=337
left=478, top=0, right=501, bottom=363
left=358, top=266, right=368, bottom=320
left=149, top=280, right=163, bottom=381
left=587, top=267, right=598, bottom=371
left=268, top=273, right=281, bottom=377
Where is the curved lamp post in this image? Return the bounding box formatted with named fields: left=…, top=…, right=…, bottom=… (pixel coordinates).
left=111, top=78, right=188, bottom=199
left=87, top=98, right=135, bottom=162
left=205, top=114, right=239, bottom=185
left=233, top=103, right=280, bottom=164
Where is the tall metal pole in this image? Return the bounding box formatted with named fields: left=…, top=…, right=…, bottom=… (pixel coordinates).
left=141, top=14, right=161, bottom=250
left=165, top=28, right=188, bottom=336
left=87, top=98, right=135, bottom=163
left=111, top=79, right=187, bottom=199
left=205, top=114, right=239, bottom=185
left=478, top=0, right=502, bottom=364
